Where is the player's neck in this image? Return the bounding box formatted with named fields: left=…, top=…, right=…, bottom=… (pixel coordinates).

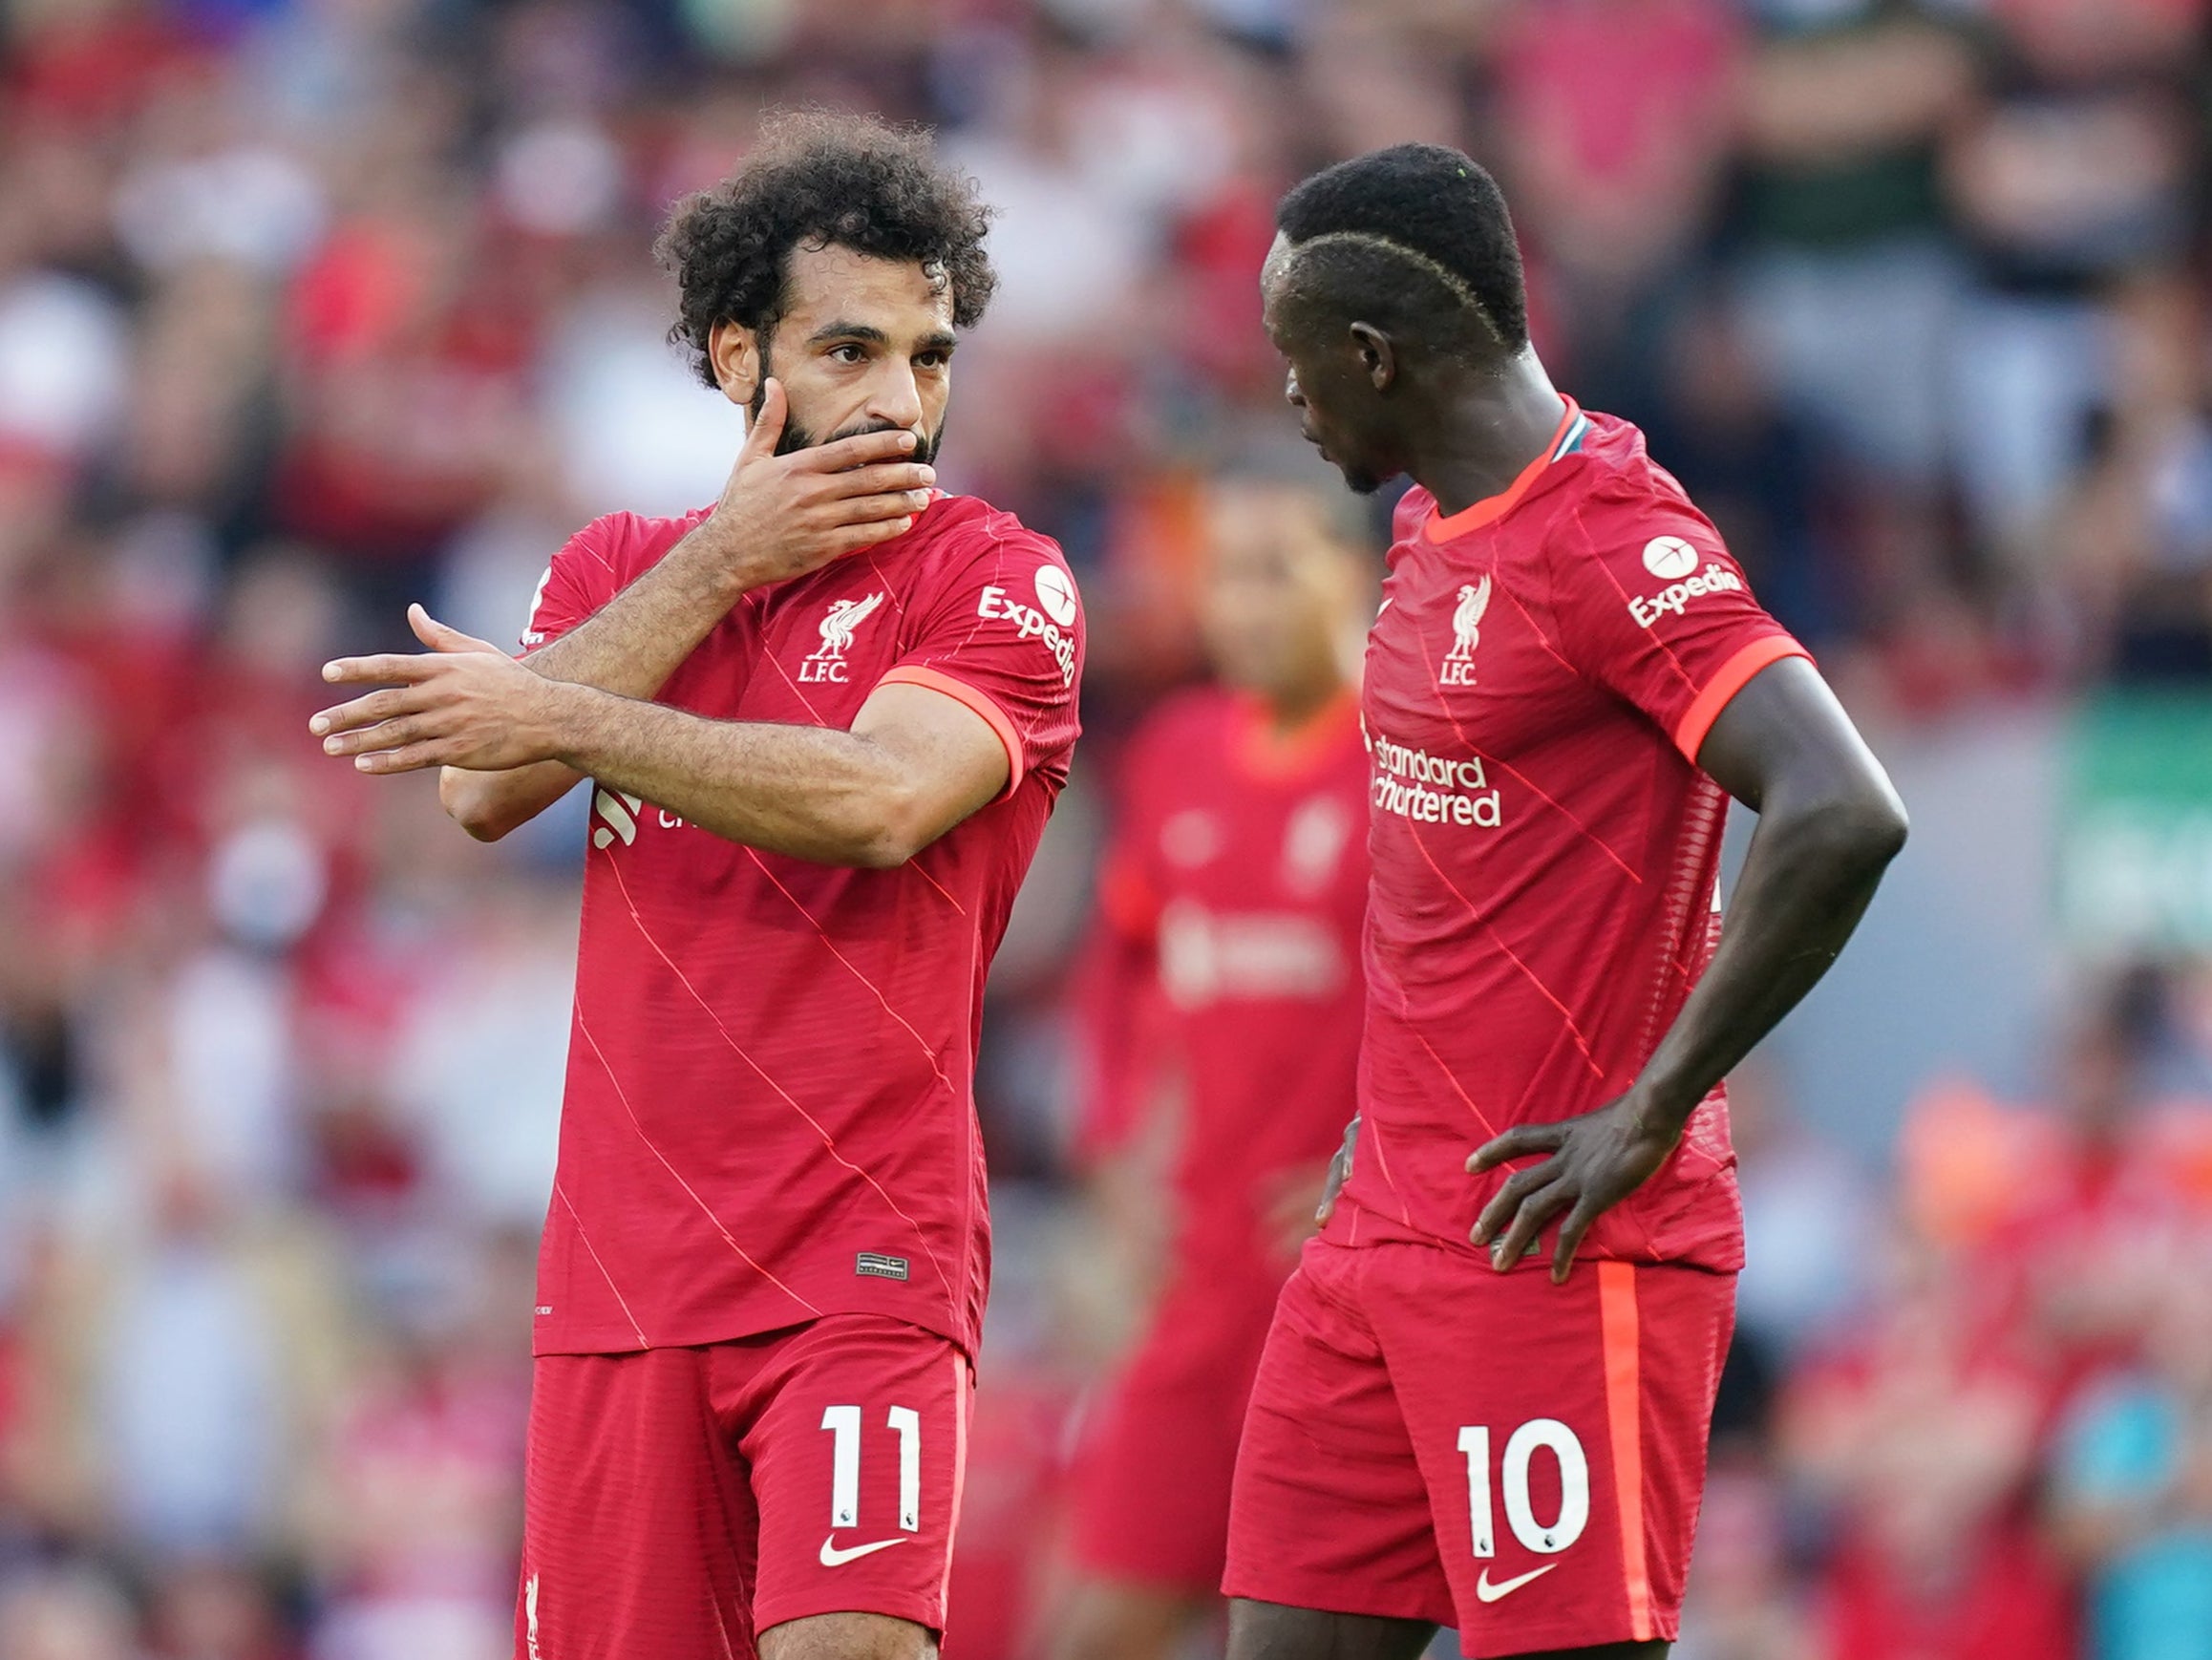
left=1409, top=353, right=1567, bottom=520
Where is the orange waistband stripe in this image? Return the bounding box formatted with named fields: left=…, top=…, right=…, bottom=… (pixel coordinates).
left=1598, top=1261, right=1653, bottom=1643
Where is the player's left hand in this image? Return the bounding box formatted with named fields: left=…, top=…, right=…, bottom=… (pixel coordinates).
left=1465, top=1096, right=1682, bottom=1284
left=311, top=605, right=565, bottom=774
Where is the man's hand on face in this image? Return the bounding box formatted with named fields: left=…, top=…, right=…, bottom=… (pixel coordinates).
left=311, top=606, right=572, bottom=775
left=706, top=378, right=937, bottom=591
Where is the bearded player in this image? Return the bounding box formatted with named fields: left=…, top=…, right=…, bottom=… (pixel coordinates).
left=309, top=114, right=1083, bottom=1660
left=1056, top=479, right=1372, bottom=1660
left=1222, top=145, right=1907, bottom=1660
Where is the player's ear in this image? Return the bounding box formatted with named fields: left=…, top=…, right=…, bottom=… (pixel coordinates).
left=709, top=321, right=761, bottom=407
left=1351, top=322, right=1396, bottom=393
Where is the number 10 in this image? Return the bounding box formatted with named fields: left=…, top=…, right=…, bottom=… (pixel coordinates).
left=1456, top=1419, right=1591, bottom=1558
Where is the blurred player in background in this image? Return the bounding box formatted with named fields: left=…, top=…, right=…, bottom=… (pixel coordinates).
left=1223, top=145, right=1908, bottom=1660
left=1054, top=479, right=1373, bottom=1660
left=308, top=114, right=1083, bottom=1660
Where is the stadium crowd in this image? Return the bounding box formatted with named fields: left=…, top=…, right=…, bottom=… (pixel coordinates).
left=1, top=0, right=2210, bottom=1657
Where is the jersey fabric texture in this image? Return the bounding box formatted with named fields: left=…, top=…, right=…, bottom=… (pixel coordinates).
left=1334, top=399, right=1808, bottom=1271
left=1068, top=688, right=1370, bottom=1590
left=521, top=494, right=1083, bottom=1359
left=518, top=1315, right=971, bottom=1659
left=1225, top=399, right=1797, bottom=1644
left=1224, top=1240, right=1733, bottom=1648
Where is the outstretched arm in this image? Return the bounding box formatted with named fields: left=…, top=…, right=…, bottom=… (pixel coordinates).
left=1468, top=655, right=1907, bottom=1281
left=312, top=641, right=1010, bottom=867
left=434, top=379, right=937, bottom=841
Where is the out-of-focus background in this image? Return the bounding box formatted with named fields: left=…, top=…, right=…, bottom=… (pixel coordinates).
left=3, top=0, right=2212, bottom=1656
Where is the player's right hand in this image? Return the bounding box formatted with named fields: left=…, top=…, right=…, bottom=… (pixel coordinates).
left=707, top=379, right=937, bottom=589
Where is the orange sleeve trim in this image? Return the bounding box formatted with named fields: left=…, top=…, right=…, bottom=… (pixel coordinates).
left=878, top=665, right=1025, bottom=800
left=1672, top=635, right=1812, bottom=763
left=1598, top=1263, right=1654, bottom=1644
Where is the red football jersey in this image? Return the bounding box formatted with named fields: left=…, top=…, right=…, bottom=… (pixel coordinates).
left=1079, top=689, right=1370, bottom=1283
left=1330, top=400, right=1807, bottom=1273
left=521, top=494, right=1083, bottom=1357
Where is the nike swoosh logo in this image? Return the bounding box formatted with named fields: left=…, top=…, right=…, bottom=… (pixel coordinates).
left=819, top=1535, right=908, bottom=1568
left=1476, top=1564, right=1559, bottom=1603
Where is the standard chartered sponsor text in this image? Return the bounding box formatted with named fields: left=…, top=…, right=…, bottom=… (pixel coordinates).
left=1371, top=733, right=1503, bottom=829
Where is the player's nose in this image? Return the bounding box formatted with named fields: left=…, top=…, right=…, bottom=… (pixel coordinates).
left=868, top=361, right=925, bottom=430
left=1284, top=367, right=1306, bottom=410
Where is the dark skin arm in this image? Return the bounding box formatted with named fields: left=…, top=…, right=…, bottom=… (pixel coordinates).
left=1468, top=655, right=1907, bottom=1282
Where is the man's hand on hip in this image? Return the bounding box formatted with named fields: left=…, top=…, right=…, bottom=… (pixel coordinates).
left=1466, top=1096, right=1682, bottom=1285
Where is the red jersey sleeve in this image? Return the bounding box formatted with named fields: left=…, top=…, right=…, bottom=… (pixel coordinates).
left=519, top=514, right=635, bottom=652
left=1551, top=493, right=1810, bottom=762
left=876, top=531, right=1084, bottom=799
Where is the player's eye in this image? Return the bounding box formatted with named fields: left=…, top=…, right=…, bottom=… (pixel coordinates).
left=828, top=343, right=867, bottom=364
left=915, top=351, right=950, bottom=371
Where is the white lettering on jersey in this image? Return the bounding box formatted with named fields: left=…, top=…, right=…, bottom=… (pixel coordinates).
left=1627, top=562, right=1743, bottom=629
left=977, top=580, right=1077, bottom=686
left=1369, top=734, right=1502, bottom=830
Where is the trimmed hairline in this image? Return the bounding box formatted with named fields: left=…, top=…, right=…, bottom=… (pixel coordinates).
left=1276, top=228, right=1510, bottom=350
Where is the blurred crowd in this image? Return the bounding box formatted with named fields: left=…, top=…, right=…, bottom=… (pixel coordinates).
left=3, top=0, right=2212, bottom=1657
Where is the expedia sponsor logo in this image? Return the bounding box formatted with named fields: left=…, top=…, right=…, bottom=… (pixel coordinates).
left=977, top=580, right=1077, bottom=686
left=1627, top=562, right=1743, bottom=629
left=1370, top=733, right=1502, bottom=829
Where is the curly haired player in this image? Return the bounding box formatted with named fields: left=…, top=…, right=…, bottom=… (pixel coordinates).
left=311, top=112, right=1082, bottom=1660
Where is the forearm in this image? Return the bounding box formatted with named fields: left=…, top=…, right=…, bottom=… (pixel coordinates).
left=441, top=519, right=752, bottom=840
left=529, top=518, right=755, bottom=698
left=1630, top=793, right=1904, bottom=1131
left=546, top=683, right=923, bottom=866
left=438, top=760, right=582, bottom=841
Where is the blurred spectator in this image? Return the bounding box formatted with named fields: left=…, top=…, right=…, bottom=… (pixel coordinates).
left=0, top=0, right=2207, bottom=1655
left=2052, top=1266, right=2212, bottom=1660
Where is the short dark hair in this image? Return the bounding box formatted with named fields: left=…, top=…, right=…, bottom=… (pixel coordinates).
left=656, top=110, right=997, bottom=390
left=1273, top=143, right=1528, bottom=356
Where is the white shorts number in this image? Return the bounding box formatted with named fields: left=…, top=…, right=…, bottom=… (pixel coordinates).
left=1456, top=1417, right=1590, bottom=1557
left=820, top=1404, right=922, bottom=1533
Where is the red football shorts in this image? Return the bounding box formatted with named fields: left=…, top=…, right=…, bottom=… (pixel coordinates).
left=1068, top=1274, right=1276, bottom=1593
left=517, top=1315, right=972, bottom=1660
left=1223, top=1238, right=1734, bottom=1651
